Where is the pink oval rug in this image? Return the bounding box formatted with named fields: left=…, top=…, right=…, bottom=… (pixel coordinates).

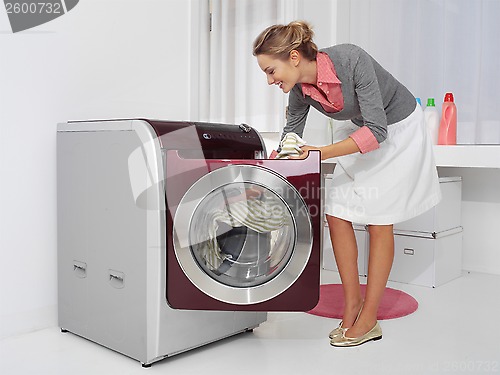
left=307, top=284, right=418, bottom=320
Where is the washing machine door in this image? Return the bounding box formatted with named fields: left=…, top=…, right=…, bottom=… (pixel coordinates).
left=172, top=161, right=317, bottom=307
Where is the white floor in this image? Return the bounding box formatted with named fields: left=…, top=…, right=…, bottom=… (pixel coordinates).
left=2, top=270, right=500, bottom=375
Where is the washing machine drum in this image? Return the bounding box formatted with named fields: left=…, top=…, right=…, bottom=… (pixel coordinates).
left=173, top=164, right=313, bottom=305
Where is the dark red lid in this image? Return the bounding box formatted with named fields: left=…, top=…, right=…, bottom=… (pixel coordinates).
left=444, top=92, right=454, bottom=102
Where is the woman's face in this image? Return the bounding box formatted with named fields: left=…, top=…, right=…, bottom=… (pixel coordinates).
left=256, top=53, right=300, bottom=94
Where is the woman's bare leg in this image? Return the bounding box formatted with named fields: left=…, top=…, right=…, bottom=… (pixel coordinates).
left=345, top=224, right=394, bottom=338
left=326, top=215, right=364, bottom=327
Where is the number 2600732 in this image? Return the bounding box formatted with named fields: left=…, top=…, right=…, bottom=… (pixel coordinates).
left=5, top=2, right=62, bottom=14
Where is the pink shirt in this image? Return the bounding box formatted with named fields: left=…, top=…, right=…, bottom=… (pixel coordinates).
left=301, top=52, right=379, bottom=154
left=301, top=52, right=344, bottom=112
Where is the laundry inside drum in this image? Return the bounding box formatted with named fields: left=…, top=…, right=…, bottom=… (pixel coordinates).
left=189, top=181, right=297, bottom=288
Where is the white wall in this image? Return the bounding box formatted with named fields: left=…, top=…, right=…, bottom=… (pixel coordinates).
left=0, top=0, right=201, bottom=339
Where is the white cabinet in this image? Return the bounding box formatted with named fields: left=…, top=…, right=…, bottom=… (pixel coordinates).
left=322, top=176, right=463, bottom=287
left=323, top=145, right=500, bottom=277
left=388, top=177, right=463, bottom=287
left=391, top=228, right=463, bottom=287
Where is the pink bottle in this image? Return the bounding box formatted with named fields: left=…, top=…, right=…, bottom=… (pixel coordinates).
left=438, top=92, right=457, bottom=145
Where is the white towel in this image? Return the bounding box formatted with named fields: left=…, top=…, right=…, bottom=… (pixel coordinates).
left=275, top=132, right=307, bottom=159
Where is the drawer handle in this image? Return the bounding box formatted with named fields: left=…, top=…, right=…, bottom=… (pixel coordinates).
left=73, top=261, right=87, bottom=278
left=108, top=270, right=125, bottom=289
left=403, top=248, right=415, bottom=256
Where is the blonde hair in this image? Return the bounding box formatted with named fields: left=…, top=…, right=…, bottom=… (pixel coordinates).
left=253, top=20, right=318, bottom=61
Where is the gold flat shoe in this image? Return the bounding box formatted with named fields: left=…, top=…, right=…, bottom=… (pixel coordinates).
left=328, top=321, right=348, bottom=339
left=330, top=322, right=382, bottom=347
left=329, top=302, right=364, bottom=339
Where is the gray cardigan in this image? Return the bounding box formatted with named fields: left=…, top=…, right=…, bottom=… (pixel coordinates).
left=284, top=44, right=416, bottom=144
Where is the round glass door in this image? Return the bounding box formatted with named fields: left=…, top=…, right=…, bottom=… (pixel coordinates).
left=173, top=165, right=313, bottom=305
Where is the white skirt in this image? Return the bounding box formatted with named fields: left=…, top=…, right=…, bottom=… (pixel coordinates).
left=324, top=105, right=442, bottom=225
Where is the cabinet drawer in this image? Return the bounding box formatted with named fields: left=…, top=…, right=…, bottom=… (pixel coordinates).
left=389, top=230, right=462, bottom=287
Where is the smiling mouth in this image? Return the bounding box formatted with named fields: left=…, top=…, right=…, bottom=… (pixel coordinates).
left=275, top=81, right=284, bottom=89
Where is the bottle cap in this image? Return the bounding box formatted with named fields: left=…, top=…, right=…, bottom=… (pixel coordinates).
left=426, top=98, right=435, bottom=107
left=444, top=92, right=454, bottom=102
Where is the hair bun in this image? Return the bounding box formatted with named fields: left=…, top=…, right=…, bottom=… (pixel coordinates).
left=288, top=20, right=314, bottom=44
left=253, top=20, right=318, bottom=61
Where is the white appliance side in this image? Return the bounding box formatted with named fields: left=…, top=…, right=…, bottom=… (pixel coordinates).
left=58, top=120, right=266, bottom=367
left=57, top=125, right=149, bottom=361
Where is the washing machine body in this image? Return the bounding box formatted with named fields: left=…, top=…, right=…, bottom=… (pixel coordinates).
left=57, top=119, right=269, bottom=367
left=148, top=120, right=322, bottom=311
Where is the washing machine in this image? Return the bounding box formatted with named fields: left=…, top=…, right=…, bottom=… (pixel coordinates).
left=57, top=118, right=320, bottom=366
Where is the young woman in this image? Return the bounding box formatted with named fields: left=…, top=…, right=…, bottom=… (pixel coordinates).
left=253, top=21, right=441, bottom=347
